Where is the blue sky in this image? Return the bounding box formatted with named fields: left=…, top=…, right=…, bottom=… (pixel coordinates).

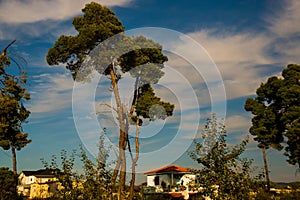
left=0, top=0, right=300, bottom=183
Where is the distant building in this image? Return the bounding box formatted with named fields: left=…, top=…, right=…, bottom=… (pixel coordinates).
left=18, top=169, right=61, bottom=199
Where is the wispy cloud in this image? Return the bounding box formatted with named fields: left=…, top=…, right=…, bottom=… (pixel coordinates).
left=184, top=2, right=300, bottom=100
left=225, top=115, right=251, bottom=134
left=186, top=30, right=273, bottom=100
left=28, top=73, right=74, bottom=113
left=267, top=0, right=300, bottom=38
left=0, top=0, right=132, bottom=40
left=0, top=0, right=132, bottom=24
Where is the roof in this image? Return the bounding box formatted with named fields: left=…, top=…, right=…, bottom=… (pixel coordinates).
left=144, top=165, right=192, bottom=175
left=20, top=169, right=57, bottom=177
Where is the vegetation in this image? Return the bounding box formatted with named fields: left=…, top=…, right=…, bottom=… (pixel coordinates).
left=46, top=2, right=174, bottom=199
left=0, top=167, right=22, bottom=200
left=41, top=134, right=113, bottom=200
left=189, top=114, right=256, bottom=200
left=245, top=64, right=300, bottom=190
left=0, top=41, right=31, bottom=187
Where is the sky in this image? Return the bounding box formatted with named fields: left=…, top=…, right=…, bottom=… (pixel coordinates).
left=0, top=0, right=300, bottom=183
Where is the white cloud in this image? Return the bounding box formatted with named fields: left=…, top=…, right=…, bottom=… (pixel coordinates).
left=265, top=0, right=300, bottom=65
left=0, top=0, right=132, bottom=24
left=151, top=1, right=295, bottom=104
left=28, top=73, right=74, bottom=113
left=185, top=30, right=273, bottom=100
left=225, top=115, right=251, bottom=134
left=268, top=0, right=300, bottom=38
left=183, top=3, right=300, bottom=100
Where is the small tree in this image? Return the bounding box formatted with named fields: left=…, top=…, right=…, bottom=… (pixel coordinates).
left=189, top=114, right=254, bottom=200
left=0, top=41, right=31, bottom=186
left=0, top=167, right=21, bottom=200
left=41, top=133, right=113, bottom=200
left=41, top=149, right=82, bottom=200
left=79, top=134, right=113, bottom=200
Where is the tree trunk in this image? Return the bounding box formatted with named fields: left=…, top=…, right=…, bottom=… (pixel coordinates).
left=128, top=118, right=140, bottom=200
left=118, top=129, right=127, bottom=200
left=109, top=65, right=127, bottom=199
left=11, top=144, right=18, bottom=192
left=110, top=156, right=121, bottom=187
left=262, top=147, right=270, bottom=191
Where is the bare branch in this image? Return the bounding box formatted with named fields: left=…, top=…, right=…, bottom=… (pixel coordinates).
left=1, top=40, right=16, bottom=57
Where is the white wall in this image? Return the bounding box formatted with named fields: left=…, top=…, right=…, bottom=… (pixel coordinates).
left=19, top=174, right=35, bottom=185
left=147, top=173, right=195, bottom=187
left=147, top=175, right=155, bottom=186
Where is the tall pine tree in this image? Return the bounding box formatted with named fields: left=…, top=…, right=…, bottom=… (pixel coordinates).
left=0, top=40, right=31, bottom=187
left=245, top=64, right=300, bottom=190
left=46, top=2, right=174, bottom=199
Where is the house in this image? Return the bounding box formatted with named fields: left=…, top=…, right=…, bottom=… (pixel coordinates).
left=144, top=165, right=196, bottom=193
left=18, top=169, right=61, bottom=199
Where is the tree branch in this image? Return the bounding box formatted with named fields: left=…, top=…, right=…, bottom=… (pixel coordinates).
left=1, top=40, right=17, bottom=57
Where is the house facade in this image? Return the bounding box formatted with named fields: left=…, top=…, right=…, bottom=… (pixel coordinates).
left=144, top=165, right=196, bottom=193
left=18, top=169, right=61, bottom=199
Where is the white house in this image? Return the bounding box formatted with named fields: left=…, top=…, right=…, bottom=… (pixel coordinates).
left=144, top=165, right=195, bottom=192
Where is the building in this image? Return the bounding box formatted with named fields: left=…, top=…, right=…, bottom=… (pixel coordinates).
left=145, top=165, right=195, bottom=190
left=18, top=169, right=61, bottom=199
left=143, top=165, right=198, bottom=198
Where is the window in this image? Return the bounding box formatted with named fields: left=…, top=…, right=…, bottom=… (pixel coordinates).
left=154, top=176, right=159, bottom=186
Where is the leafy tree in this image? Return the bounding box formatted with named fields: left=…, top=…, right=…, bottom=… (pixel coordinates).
left=41, top=134, right=113, bottom=200
left=0, top=167, right=21, bottom=200
left=0, top=41, right=31, bottom=185
left=46, top=2, right=174, bottom=199
left=79, top=134, right=113, bottom=200
left=280, top=64, right=300, bottom=167
left=245, top=64, right=300, bottom=189
left=41, top=149, right=81, bottom=200
left=46, top=3, right=124, bottom=196
left=244, top=90, right=283, bottom=191
left=189, top=114, right=254, bottom=200
left=46, top=2, right=124, bottom=80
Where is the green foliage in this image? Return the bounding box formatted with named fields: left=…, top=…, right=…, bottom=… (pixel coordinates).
left=0, top=167, right=21, bottom=200
left=134, top=84, right=174, bottom=122
left=41, top=149, right=82, bottom=200
left=245, top=64, right=300, bottom=167
left=46, top=2, right=124, bottom=79
left=79, top=134, right=113, bottom=200
left=0, top=54, right=31, bottom=151
left=189, top=114, right=255, bottom=200
left=0, top=44, right=31, bottom=181
left=41, top=134, right=113, bottom=200
left=118, top=35, right=168, bottom=78
left=244, top=82, right=284, bottom=150
left=46, top=2, right=169, bottom=89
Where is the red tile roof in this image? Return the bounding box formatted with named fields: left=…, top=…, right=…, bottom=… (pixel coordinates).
left=144, top=165, right=192, bottom=175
